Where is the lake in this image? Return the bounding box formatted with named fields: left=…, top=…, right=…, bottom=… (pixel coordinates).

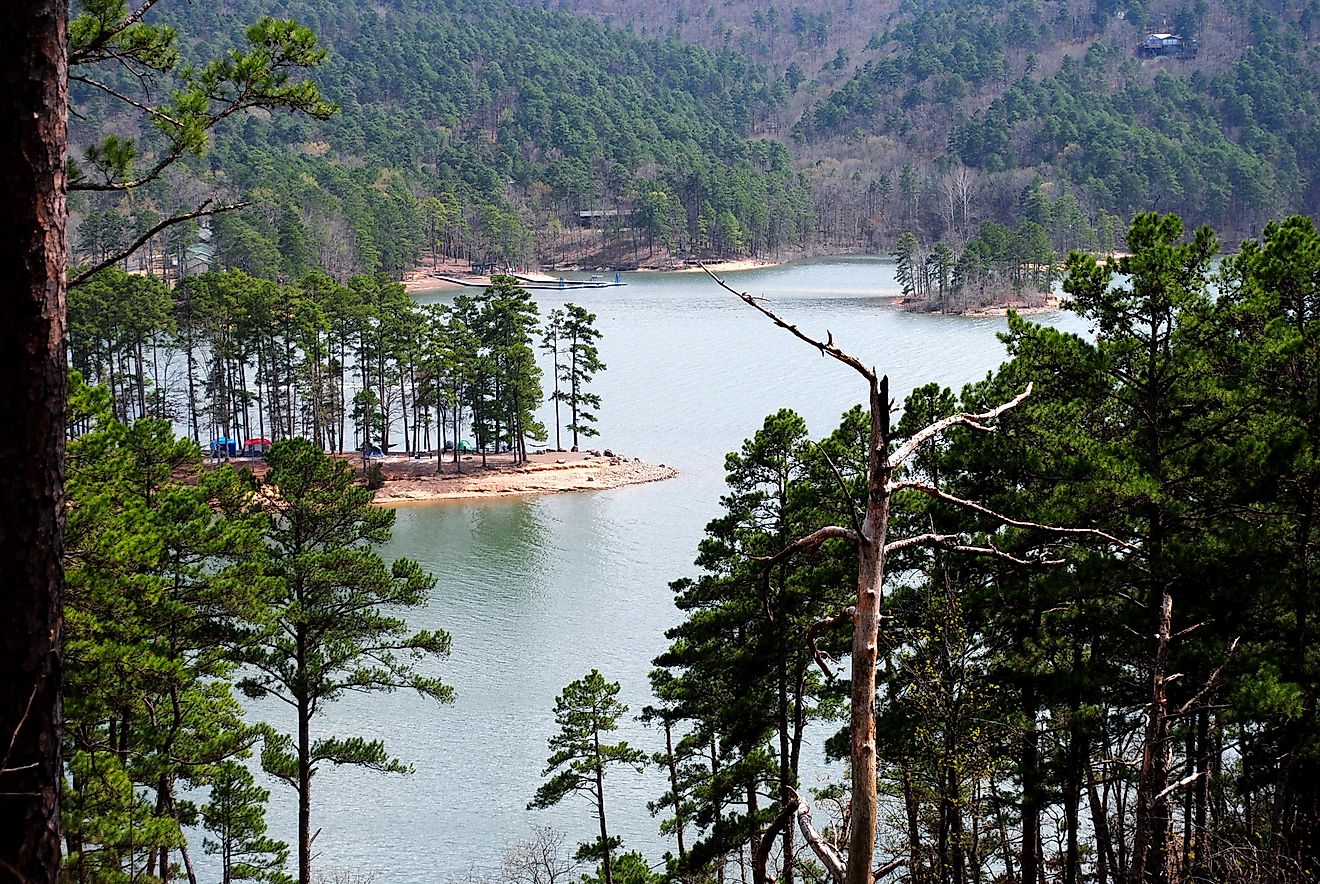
left=253, top=258, right=1089, bottom=882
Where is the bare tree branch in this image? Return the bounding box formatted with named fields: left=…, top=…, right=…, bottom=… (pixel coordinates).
left=754, top=795, right=801, bottom=884
left=943, top=541, right=1065, bottom=566
left=753, top=524, right=860, bottom=622
left=884, top=532, right=960, bottom=554
left=1175, top=637, right=1240, bottom=717
left=888, top=481, right=1134, bottom=550
left=1154, top=769, right=1207, bottom=802
left=789, top=788, right=846, bottom=884
left=69, top=73, right=182, bottom=128
left=873, top=858, right=906, bottom=880
left=886, top=531, right=1066, bottom=565
left=701, top=263, right=878, bottom=384
left=814, top=441, right=864, bottom=537
left=806, top=607, right=855, bottom=679
left=752, top=525, right=861, bottom=570
left=886, top=384, right=1031, bottom=469
left=1, top=684, right=38, bottom=774
left=70, top=198, right=248, bottom=287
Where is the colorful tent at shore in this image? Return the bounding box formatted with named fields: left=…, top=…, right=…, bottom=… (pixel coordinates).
left=209, top=437, right=238, bottom=457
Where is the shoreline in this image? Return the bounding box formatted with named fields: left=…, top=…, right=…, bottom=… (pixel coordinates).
left=896, top=293, right=1064, bottom=318
left=360, top=450, right=678, bottom=505
left=400, top=258, right=781, bottom=293
left=401, top=257, right=1067, bottom=317
left=671, top=259, right=777, bottom=274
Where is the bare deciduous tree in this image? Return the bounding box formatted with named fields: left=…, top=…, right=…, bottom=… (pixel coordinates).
left=500, top=827, right=582, bottom=884
left=939, top=165, right=979, bottom=244
left=704, top=265, right=1119, bottom=884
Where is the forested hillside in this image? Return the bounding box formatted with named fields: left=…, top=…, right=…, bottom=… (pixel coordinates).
left=69, top=0, right=1320, bottom=280
left=22, top=0, right=1320, bottom=880
left=528, top=0, right=1319, bottom=250
left=69, top=0, right=813, bottom=279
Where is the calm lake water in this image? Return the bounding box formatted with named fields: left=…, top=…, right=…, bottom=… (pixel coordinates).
left=252, top=259, right=1089, bottom=881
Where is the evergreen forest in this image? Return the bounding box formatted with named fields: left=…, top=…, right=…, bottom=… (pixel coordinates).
left=5, top=0, right=1320, bottom=883
left=68, top=0, right=1320, bottom=288
left=54, top=205, right=1320, bottom=882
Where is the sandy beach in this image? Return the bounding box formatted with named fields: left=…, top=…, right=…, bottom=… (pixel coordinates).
left=360, top=449, right=677, bottom=504
left=401, top=260, right=480, bottom=292
left=673, top=259, right=776, bottom=273
left=401, top=258, right=778, bottom=291
left=959, top=293, right=1064, bottom=317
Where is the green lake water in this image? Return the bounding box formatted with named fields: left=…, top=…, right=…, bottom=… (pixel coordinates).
left=251, top=259, right=1089, bottom=881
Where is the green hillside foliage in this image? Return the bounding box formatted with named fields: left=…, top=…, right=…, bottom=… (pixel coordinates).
left=70, top=0, right=814, bottom=277
left=68, top=0, right=1320, bottom=282
left=799, top=0, right=1318, bottom=242
left=537, top=0, right=1320, bottom=253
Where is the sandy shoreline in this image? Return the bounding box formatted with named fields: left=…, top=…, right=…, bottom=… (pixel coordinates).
left=362, top=450, right=678, bottom=505
left=895, top=293, right=1063, bottom=318
left=672, top=259, right=776, bottom=273
left=401, top=257, right=1064, bottom=316
left=400, top=258, right=778, bottom=292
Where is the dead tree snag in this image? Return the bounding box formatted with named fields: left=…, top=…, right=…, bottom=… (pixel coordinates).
left=705, top=266, right=1115, bottom=884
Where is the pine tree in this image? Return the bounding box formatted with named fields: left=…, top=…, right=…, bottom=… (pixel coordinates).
left=652, top=408, right=854, bottom=883
left=62, top=374, right=281, bottom=883
left=541, top=307, right=566, bottom=452
left=559, top=303, right=606, bottom=450
left=529, top=670, right=646, bottom=884
left=239, top=437, right=453, bottom=884
left=201, top=762, right=293, bottom=884
left=482, top=276, right=545, bottom=461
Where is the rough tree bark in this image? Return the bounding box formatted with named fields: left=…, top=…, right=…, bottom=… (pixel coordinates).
left=0, top=2, right=68, bottom=882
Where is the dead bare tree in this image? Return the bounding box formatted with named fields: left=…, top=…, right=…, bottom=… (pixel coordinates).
left=499, top=827, right=582, bottom=884
left=703, top=265, right=1123, bottom=884
left=941, top=165, right=978, bottom=244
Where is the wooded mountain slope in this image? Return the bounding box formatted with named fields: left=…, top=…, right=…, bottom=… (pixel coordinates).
left=70, top=0, right=1320, bottom=280
left=528, top=0, right=1320, bottom=245
left=71, top=0, right=813, bottom=278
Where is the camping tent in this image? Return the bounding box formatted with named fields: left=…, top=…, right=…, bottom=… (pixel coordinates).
left=209, top=437, right=238, bottom=457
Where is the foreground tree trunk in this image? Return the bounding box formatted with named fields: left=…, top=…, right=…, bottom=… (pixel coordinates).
left=1130, top=591, right=1174, bottom=884
left=0, top=3, right=68, bottom=881
left=847, top=381, right=891, bottom=884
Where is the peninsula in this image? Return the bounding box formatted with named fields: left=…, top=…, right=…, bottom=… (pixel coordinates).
left=367, top=450, right=677, bottom=504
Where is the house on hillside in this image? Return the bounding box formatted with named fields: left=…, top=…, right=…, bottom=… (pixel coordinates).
left=1137, top=32, right=1199, bottom=59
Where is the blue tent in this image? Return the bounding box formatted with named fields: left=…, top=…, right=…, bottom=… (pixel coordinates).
left=209, top=437, right=238, bottom=457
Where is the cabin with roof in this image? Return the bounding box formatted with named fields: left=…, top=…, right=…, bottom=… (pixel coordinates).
left=1137, top=31, right=1199, bottom=59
